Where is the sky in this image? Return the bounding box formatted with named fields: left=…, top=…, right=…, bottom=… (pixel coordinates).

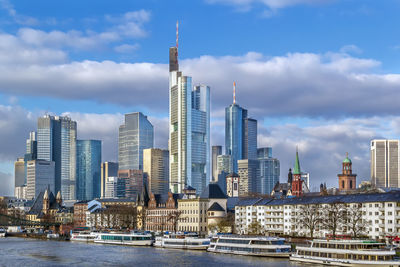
left=0, top=0, right=400, bottom=195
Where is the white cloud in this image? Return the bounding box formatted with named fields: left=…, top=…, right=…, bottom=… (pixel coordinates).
left=206, top=0, right=333, bottom=11
left=0, top=0, right=38, bottom=25
left=114, top=44, right=140, bottom=53
left=340, top=44, right=363, bottom=55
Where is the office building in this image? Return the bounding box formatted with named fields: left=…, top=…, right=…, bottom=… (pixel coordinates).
left=212, top=146, right=222, bottom=182
left=37, top=115, right=77, bottom=200
left=100, top=162, right=118, bottom=198
left=26, top=159, right=55, bottom=200
left=143, top=148, right=169, bottom=195
left=76, top=140, right=102, bottom=201
left=257, top=148, right=280, bottom=195
left=118, top=112, right=153, bottom=171
left=117, top=169, right=144, bottom=199
left=105, top=176, right=118, bottom=199
left=371, top=139, right=400, bottom=188
left=243, top=118, right=257, bottom=160
left=237, top=159, right=259, bottom=196
left=14, top=157, right=25, bottom=188
left=191, top=85, right=210, bottom=194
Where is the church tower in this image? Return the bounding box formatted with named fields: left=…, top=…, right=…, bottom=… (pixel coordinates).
left=56, top=191, right=62, bottom=205
left=291, top=148, right=303, bottom=197
left=43, top=189, right=50, bottom=214
left=338, top=152, right=357, bottom=191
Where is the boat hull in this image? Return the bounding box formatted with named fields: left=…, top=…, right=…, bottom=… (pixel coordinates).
left=154, top=243, right=209, bottom=250
left=94, top=240, right=153, bottom=246
left=208, top=248, right=290, bottom=258
left=290, top=255, right=400, bottom=266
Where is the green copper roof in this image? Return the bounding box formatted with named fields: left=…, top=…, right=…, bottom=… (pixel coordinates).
left=343, top=152, right=352, bottom=164
left=293, top=149, right=301, bottom=175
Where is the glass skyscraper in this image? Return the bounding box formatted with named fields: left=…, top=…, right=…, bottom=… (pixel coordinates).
left=118, top=112, right=154, bottom=171
left=169, top=44, right=211, bottom=193
left=212, top=146, right=222, bottom=182
left=76, top=140, right=101, bottom=201
left=257, top=147, right=280, bottom=195
left=37, top=115, right=77, bottom=200
left=191, top=85, right=210, bottom=194
left=243, top=118, right=257, bottom=160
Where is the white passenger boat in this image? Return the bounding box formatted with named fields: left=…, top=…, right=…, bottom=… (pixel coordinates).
left=154, top=234, right=210, bottom=250
left=290, top=239, right=400, bottom=266
left=94, top=232, right=153, bottom=246
left=47, top=233, right=59, bottom=239
left=70, top=231, right=98, bottom=242
left=0, top=229, right=6, bottom=237
left=207, top=235, right=291, bottom=257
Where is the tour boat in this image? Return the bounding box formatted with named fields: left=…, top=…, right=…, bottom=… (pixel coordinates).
left=94, top=232, right=153, bottom=246
left=0, top=228, right=6, bottom=237
left=154, top=234, right=210, bottom=250
left=70, top=231, right=98, bottom=242
left=46, top=233, right=59, bottom=239
left=207, top=235, right=291, bottom=257
left=290, top=239, right=400, bottom=266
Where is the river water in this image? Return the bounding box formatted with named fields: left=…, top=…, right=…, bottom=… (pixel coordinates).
left=0, top=237, right=307, bottom=267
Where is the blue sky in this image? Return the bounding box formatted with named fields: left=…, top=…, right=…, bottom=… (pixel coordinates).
left=0, top=0, right=400, bottom=195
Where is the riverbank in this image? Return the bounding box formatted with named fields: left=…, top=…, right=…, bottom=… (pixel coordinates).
left=6, top=232, right=69, bottom=241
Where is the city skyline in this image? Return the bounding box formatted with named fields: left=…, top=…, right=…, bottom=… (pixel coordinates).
left=1, top=0, right=400, bottom=195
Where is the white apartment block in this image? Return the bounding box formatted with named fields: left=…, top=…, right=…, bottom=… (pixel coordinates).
left=235, top=191, right=400, bottom=240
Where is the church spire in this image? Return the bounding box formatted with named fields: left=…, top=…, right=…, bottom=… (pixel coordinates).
left=293, top=146, right=301, bottom=175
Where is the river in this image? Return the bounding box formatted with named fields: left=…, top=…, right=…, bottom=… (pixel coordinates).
left=0, top=237, right=307, bottom=267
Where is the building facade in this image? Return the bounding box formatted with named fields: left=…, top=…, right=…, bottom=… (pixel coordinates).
left=26, top=159, right=55, bottom=200
left=243, top=118, right=257, bottom=160
left=76, top=140, right=102, bottom=201
left=235, top=191, right=400, bottom=240
left=237, top=159, right=259, bottom=196
left=37, top=115, right=77, bottom=201
left=212, top=146, right=222, bottom=182
left=100, top=162, right=118, bottom=199
left=191, top=85, right=210, bottom=194
left=117, top=169, right=144, bottom=199
left=371, top=139, right=400, bottom=188
left=257, top=148, right=280, bottom=195
left=143, top=148, right=169, bottom=195
left=145, top=192, right=181, bottom=232
left=105, top=176, right=118, bottom=198
left=119, top=112, right=154, bottom=171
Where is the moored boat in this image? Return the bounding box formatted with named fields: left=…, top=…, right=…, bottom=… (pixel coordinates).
left=207, top=235, right=291, bottom=257
left=94, top=232, right=153, bottom=246
left=290, top=239, right=400, bottom=266
left=154, top=233, right=210, bottom=250
left=70, top=231, right=98, bottom=242
left=0, top=228, right=6, bottom=237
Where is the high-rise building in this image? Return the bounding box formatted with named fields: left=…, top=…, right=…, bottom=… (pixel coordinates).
left=76, top=140, right=101, bottom=201
left=105, top=176, right=118, bottom=199
left=26, top=159, right=55, bottom=200
left=118, top=112, right=154, bottom=171
left=26, top=131, right=37, bottom=156
left=191, top=85, right=210, bottom=193
left=237, top=159, right=259, bottom=196
left=100, top=162, right=118, bottom=198
left=117, top=169, right=144, bottom=199
left=37, top=115, right=77, bottom=200
left=14, top=157, right=25, bottom=188
left=371, top=139, right=400, bottom=188
left=212, top=146, right=222, bottom=182
left=217, top=155, right=232, bottom=176
left=143, top=148, right=169, bottom=195
left=243, top=118, right=257, bottom=160
left=257, top=148, right=280, bottom=195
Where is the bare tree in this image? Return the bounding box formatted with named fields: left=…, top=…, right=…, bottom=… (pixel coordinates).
left=346, top=204, right=368, bottom=238
left=167, top=210, right=183, bottom=233
left=322, top=202, right=346, bottom=238
left=297, top=204, right=324, bottom=239
left=209, top=213, right=235, bottom=234
left=248, top=221, right=265, bottom=235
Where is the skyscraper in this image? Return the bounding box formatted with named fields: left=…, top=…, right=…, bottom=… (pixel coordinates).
left=117, top=169, right=144, bottom=199
left=191, top=85, right=210, bottom=193
left=212, top=146, right=222, bottom=182
left=14, top=157, right=25, bottom=188
left=257, top=148, right=280, bottom=195
left=371, top=139, right=400, bottom=188
left=26, top=159, right=55, bottom=200
left=237, top=159, right=258, bottom=196
left=169, top=25, right=212, bottom=194
left=76, top=140, right=101, bottom=201
left=37, top=115, right=77, bottom=200
left=243, top=118, right=257, bottom=160
left=143, top=148, right=169, bottom=195
left=100, top=162, right=118, bottom=198
left=118, top=112, right=154, bottom=171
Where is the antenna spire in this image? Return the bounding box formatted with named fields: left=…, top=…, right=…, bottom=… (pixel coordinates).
left=233, top=81, right=236, bottom=104
left=176, top=20, right=179, bottom=58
